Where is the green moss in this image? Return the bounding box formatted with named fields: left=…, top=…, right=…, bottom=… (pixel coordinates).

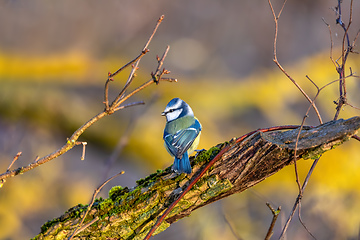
left=107, top=186, right=157, bottom=216
left=193, top=146, right=221, bottom=165
left=156, top=169, right=164, bottom=174
left=37, top=203, right=88, bottom=236
left=136, top=170, right=163, bottom=188
left=34, top=141, right=235, bottom=239
left=131, top=203, right=159, bottom=225
left=160, top=180, right=177, bottom=193
left=136, top=178, right=146, bottom=186
left=113, top=220, right=133, bottom=237
left=38, top=218, right=60, bottom=235
left=192, top=175, right=208, bottom=190
left=98, top=199, right=113, bottom=211
left=108, top=185, right=124, bottom=200
left=200, top=178, right=233, bottom=201
left=302, top=138, right=349, bottom=160
left=153, top=221, right=170, bottom=235
left=54, top=230, right=69, bottom=240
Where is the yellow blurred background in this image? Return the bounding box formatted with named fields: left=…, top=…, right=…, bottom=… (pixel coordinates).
left=0, top=1, right=360, bottom=239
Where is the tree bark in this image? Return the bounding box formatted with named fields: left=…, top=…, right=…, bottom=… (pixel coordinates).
left=33, top=117, right=360, bottom=240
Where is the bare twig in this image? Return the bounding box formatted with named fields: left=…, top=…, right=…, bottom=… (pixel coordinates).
left=279, top=156, right=320, bottom=239
left=104, top=49, right=149, bottom=111
left=223, top=213, right=243, bottom=240
left=268, top=0, right=323, bottom=124
left=353, top=135, right=360, bottom=141
left=126, top=15, right=165, bottom=86
left=298, top=202, right=317, bottom=239
left=352, top=28, right=360, bottom=48
left=143, top=124, right=312, bottom=240
left=110, top=15, right=165, bottom=109
left=279, top=74, right=351, bottom=239
left=68, top=171, right=125, bottom=240
left=322, top=17, right=338, bottom=68
left=112, top=45, right=172, bottom=111
left=333, top=0, right=356, bottom=120
left=268, top=2, right=324, bottom=236
left=80, top=142, right=87, bottom=161
left=265, top=203, right=281, bottom=240
left=6, top=152, right=22, bottom=172
left=70, top=217, right=99, bottom=239
left=293, top=116, right=307, bottom=191
left=0, top=15, right=175, bottom=186
left=113, top=101, right=145, bottom=112
left=34, top=117, right=360, bottom=239
left=281, top=68, right=359, bottom=235
left=269, top=0, right=360, bottom=238
left=102, top=94, right=159, bottom=180
left=151, top=46, right=171, bottom=84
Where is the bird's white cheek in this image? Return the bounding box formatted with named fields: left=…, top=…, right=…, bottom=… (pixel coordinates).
left=166, top=109, right=183, bottom=122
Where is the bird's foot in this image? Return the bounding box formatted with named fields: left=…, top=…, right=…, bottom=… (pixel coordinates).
left=194, top=148, right=206, bottom=158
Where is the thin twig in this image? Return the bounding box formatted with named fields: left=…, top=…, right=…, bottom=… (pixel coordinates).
left=104, top=50, right=149, bottom=111
left=126, top=15, right=165, bottom=85
left=265, top=203, right=281, bottom=240
left=143, top=124, right=312, bottom=240
left=111, top=16, right=165, bottom=108
left=110, top=50, right=149, bottom=79
left=223, top=213, right=243, bottom=240
left=292, top=75, right=320, bottom=192
left=352, top=135, right=360, bottom=141
left=293, top=115, right=307, bottom=191
left=334, top=0, right=355, bottom=120
left=111, top=46, right=173, bottom=112
left=269, top=0, right=360, bottom=238
left=68, top=171, right=125, bottom=240
left=112, top=45, right=171, bottom=111
left=70, top=216, right=99, bottom=239
left=269, top=1, right=324, bottom=235
left=81, top=142, right=87, bottom=161
left=322, top=17, right=338, bottom=68
left=6, top=152, right=22, bottom=172
left=279, top=73, right=348, bottom=238
left=0, top=111, right=106, bottom=183
left=0, top=15, right=175, bottom=186
left=352, top=28, right=360, bottom=48
left=298, top=202, right=317, bottom=239
left=151, top=46, right=171, bottom=84
left=103, top=94, right=159, bottom=180
left=346, top=102, right=360, bottom=110
left=114, top=77, right=176, bottom=113
left=268, top=0, right=323, bottom=124
left=279, top=157, right=320, bottom=239
left=113, top=101, right=145, bottom=112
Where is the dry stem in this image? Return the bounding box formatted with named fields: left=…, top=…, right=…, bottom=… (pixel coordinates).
left=0, top=15, right=175, bottom=187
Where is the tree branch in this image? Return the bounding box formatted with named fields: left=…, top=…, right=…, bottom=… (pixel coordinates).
left=0, top=15, right=174, bottom=187
left=32, top=117, right=360, bottom=240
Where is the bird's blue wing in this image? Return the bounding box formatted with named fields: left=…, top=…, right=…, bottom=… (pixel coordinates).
left=163, top=119, right=201, bottom=159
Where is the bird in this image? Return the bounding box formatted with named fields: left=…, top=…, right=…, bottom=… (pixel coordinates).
left=162, top=98, right=202, bottom=174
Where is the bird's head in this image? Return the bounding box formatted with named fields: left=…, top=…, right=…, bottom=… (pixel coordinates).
left=161, top=98, right=194, bottom=122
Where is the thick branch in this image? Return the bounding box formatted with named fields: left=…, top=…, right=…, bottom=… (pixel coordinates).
left=33, top=117, right=360, bottom=240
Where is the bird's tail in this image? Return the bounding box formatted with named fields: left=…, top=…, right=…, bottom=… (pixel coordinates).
left=173, top=152, right=192, bottom=174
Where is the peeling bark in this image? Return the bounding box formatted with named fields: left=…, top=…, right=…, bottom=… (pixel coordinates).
left=33, top=117, right=360, bottom=240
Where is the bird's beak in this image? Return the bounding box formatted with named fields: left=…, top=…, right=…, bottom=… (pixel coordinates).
left=161, top=111, right=166, bottom=116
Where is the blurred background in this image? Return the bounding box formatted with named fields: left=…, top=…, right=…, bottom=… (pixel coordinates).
left=0, top=0, right=360, bottom=239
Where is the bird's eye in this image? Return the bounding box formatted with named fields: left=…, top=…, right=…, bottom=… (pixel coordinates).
left=169, top=109, right=175, bottom=112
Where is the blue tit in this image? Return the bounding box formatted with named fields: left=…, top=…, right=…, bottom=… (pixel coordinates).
left=162, top=98, right=202, bottom=174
